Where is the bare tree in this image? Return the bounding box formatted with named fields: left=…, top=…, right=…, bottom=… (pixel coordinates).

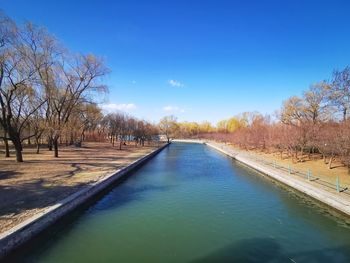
left=303, top=82, right=331, bottom=123
left=0, top=17, right=48, bottom=162
left=29, top=106, right=47, bottom=154
left=159, top=115, right=178, bottom=143
left=329, top=67, right=350, bottom=121
left=41, top=54, right=108, bottom=157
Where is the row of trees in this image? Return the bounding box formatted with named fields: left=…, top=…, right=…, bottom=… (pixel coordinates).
left=102, top=113, right=159, bottom=148
left=158, top=116, right=215, bottom=142
left=174, top=67, right=350, bottom=170
left=0, top=13, right=160, bottom=162
left=0, top=13, right=108, bottom=161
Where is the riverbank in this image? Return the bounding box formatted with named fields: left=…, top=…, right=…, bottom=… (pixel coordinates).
left=172, top=139, right=205, bottom=144
left=0, top=142, right=168, bottom=258
left=5, top=141, right=350, bottom=263
left=174, top=140, right=350, bottom=217
left=206, top=141, right=350, bottom=216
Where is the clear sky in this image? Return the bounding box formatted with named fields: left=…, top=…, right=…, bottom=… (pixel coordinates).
left=2, top=0, right=350, bottom=123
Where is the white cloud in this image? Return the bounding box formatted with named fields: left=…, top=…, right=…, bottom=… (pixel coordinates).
left=163, top=105, right=185, bottom=113
left=102, top=103, right=137, bottom=112
left=168, top=79, right=184, bottom=88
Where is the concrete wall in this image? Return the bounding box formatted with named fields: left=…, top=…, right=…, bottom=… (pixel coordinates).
left=0, top=143, right=169, bottom=258
left=172, top=139, right=205, bottom=144
left=205, top=142, right=350, bottom=217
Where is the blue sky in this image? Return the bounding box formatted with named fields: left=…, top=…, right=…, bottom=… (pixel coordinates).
left=2, top=0, right=350, bottom=123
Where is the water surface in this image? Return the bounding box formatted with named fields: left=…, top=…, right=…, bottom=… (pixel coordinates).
left=6, top=143, right=350, bottom=262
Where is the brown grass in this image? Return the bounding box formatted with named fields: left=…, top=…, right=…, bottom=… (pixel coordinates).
left=243, top=148, right=350, bottom=188
left=0, top=141, right=162, bottom=234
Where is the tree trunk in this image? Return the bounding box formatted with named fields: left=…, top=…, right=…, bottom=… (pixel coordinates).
left=8, top=129, right=23, bottom=162
left=53, top=137, right=59, bottom=158
left=294, top=148, right=298, bottom=163
left=27, top=127, right=31, bottom=145
left=3, top=136, right=10, bottom=157
left=119, top=140, right=122, bottom=150
left=12, top=138, right=23, bottom=162
left=70, top=132, right=74, bottom=145
left=343, top=108, right=347, bottom=122
left=35, top=137, right=40, bottom=154
left=299, top=146, right=304, bottom=162
left=308, top=148, right=312, bottom=160
left=328, top=155, right=334, bottom=169
left=48, top=137, right=53, bottom=151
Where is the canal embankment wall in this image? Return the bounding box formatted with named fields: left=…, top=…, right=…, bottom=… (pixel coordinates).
left=205, top=141, right=350, bottom=217
left=0, top=143, right=169, bottom=259
left=172, top=139, right=205, bottom=144
left=175, top=139, right=350, bottom=217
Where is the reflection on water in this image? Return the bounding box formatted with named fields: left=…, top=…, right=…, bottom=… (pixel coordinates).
left=4, top=143, right=350, bottom=263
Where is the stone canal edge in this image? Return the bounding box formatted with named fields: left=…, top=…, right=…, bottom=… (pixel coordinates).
left=173, top=139, right=350, bottom=218
left=0, top=143, right=170, bottom=259
left=204, top=141, right=350, bottom=217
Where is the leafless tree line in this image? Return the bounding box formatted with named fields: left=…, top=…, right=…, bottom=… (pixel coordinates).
left=0, top=13, right=109, bottom=161
left=101, top=112, right=159, bottom=149
left=0, top=13, right=159, bottom=162
left=179, top=68, right=350, bottom=170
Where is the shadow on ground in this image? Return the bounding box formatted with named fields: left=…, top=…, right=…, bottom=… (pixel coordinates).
left=0, top=170, right=20, bottom=180
left=0, top=180, right=88, bottom=216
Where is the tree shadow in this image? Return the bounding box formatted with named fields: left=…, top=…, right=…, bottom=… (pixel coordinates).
left=191, top=238, right=287, bottom=263
left=330, top=164, right=346, bottom=169
left=0, top=163, right=171, bottom=216
left=0, top=180, right=88, bottom=217
left=0, top=170, right=20, bottom=180
left=0, top=176, right=175, bottom=262
left=46, top=161, right=133, bottom=180
left=0, top=144, right=164, bottom=217
left=68, top=162, right=83, bottom=177
left=89, top=182, right=174, bottom=212
left=292, top=246, right=350, bottom=262
left=191, top=238, right=350, bottom=263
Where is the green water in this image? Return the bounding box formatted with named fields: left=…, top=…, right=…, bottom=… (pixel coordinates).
left=5, top=143, right=350, bottom=262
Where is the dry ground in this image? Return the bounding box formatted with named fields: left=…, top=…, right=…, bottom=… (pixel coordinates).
left=0, top=142, right=162, bottom=234
left=237, top=146, right=350, bottom=188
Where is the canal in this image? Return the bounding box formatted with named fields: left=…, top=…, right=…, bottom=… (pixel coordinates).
left=5, top=143, right=350, bottom=262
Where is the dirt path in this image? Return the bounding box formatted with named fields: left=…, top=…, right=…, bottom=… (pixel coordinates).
left=0, top=142, right=162, bottom=234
